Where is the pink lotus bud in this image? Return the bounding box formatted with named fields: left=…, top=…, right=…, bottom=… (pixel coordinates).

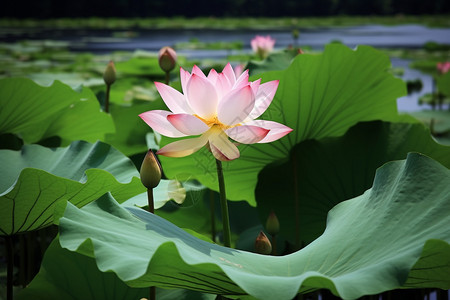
left=140, top=150, right=162, bottom=189
left=265, top=210, right=280, bottom=236
left=158, top=46, right=177, bottom=73
left=255, top=231, right=272, bottom=255
left=103, top=61, right=116, bottom=86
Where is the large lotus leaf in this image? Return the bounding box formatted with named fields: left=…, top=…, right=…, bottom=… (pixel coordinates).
left=0, top=78, right=114, bottom=144
left=437, top=71, right=450, bottom=97
left=16, top=238, right=149, bottom=300
left=159, top=44, right=407, bottom=205
left=105, top=101, right=166, bottom=156
left=17, top=238, right=215, bottom=300
left=256, top=121, right=450, bottom=246
left=0, top=141, right=145, bottom=235
left=59, top=153, right=450, bottom=300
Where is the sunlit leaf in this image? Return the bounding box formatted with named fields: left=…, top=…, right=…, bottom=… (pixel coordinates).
left=0, top=141, right=145, bottom=235
left=0, top=78, right=114, bottom=144
left=59, top=153, right=450, bottom=299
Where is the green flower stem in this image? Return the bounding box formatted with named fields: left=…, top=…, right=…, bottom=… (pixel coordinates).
left=292, top=153, right=301, bottom=249
left=147, top=188, right=155, bottom=214
left=215, top=159, right=231, bottom=248
left=210, top=190, right=217, bottom=242
left=146, top=188, right=156, bottom=300
left=105, top=84, right=111, bottom=113
left=5, top=235, right=13, bottom=300
left=19, top=235, right=25, bottom=287
left=164, top=71, right=170, bottom=85
left=271, top=234, right=277, bottom=256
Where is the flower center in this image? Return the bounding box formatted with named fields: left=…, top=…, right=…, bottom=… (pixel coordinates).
left=195, top=115, right=237, bottom=131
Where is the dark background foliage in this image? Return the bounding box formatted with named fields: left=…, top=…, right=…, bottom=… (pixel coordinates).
left=2, top=0, right=450, bottom=18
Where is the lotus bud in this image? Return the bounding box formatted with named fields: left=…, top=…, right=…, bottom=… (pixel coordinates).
left=265, top=211, right=280, bottom=236
left=255, top=231, right=272, bottom=255
left=158, top=46, right=177, bottom=73
left=140, top=150, right=162, bottom=189
left=103, top=60, right=116, bottom=86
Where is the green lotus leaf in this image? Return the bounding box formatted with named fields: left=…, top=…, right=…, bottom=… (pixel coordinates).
left=28, top=72, right=105, bottom=88
left=17, top=238, right=216, bottom=300
left=246, top=51, right=298, bottom=75
left=159, top=44, right=407, bottom=205
left=115, top=56, right=165, bottom=77
left=59, top=153, right=450, bottom=299
left=105, top=101, right=166, bottom=156
left=0, top=141, right=145, bottom=235
left=16, top=238, right=149, bottom=300
left=0, top=78, right=114, bottom=145
left=437, top=71, right=450, bottom=97
left=408, top=110, right=450, bottom=135
left=256, top=121, right=450, bottom=246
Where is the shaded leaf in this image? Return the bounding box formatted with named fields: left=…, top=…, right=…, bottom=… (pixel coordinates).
left=16, top=238, right=149, bottom=300
left=256, top=121, right=450, bottom=245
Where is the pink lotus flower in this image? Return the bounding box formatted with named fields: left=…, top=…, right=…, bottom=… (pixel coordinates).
left=139, top=64, right=292, bottom=161
left=437, top=61, right=450, bottom=74
left=251, top=35, right=275, bottom=59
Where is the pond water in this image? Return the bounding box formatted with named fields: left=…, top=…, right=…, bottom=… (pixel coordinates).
left=3, top=24, right=450, bottom=54
left=2, top=24, right=450, bottom=111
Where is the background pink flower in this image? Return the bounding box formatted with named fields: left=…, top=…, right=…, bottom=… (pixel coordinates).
left=251, top=35, right=276, bottom=59
left=437, top=61, right=450, bottom=74
left=140, top=63, right=292, bottom=161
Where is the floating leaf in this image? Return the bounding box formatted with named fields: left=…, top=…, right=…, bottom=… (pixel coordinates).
left=0, top=141, right=144, bottom=235
left=159, top=44, right=407, bottom=205
left=59, top=153, right=450, bottom=299
left=256, top=121, right=450, bottom=245
left=0, top=78, right=114, bottom=144
left=246, top=51, right=297, bottom=75
left=408, top=110, right=450, bottom=133
left=115, top=56, right=164, bottom=77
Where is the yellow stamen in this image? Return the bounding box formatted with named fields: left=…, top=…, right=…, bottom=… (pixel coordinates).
left=194, top=114, right=240, bottom=130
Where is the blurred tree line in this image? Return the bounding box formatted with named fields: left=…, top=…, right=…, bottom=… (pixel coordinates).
left=3, top=0, right=450, bottom=18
